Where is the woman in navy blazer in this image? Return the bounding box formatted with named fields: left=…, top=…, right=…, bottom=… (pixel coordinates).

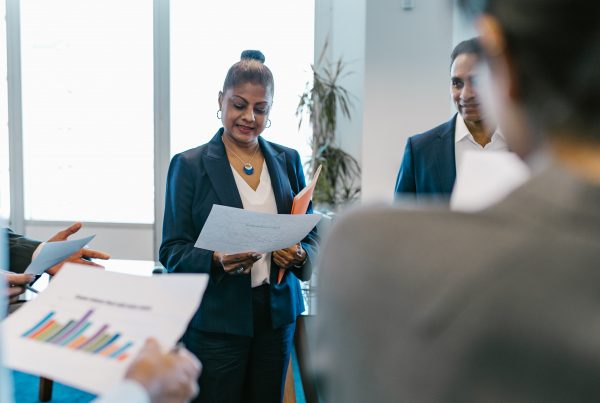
left=160, top=50, right=319, bottom=403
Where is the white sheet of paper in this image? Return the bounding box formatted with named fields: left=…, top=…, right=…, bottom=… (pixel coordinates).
left=195, top=205, right=321, bottom=253
left=25, top=235, right=96, bottom=275
left=0, top=263, right=208, bottom=395
left=451, top=151, right=531, bottom=212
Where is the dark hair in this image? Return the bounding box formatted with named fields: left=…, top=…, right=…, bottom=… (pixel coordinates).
left=222, top=50, right=274, bottom=97
left=450, top=37, right=483, bottom=67
left=458, top=0, right=600, bottom=142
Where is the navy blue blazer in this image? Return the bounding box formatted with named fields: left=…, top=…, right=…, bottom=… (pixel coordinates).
left=160, top=129, right=319, bottom=337
left=394, top=115, right=457, bottom=201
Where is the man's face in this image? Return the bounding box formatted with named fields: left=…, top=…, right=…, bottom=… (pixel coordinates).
left=450, top=53, right=483, bottom=124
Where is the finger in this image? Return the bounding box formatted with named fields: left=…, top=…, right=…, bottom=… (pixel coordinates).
left=7, top=286, right=25, bottom=298
left=273, top=256, right=288, bottom=268
left=223, top=256, right=256, bottom=269
left=46, top=263, right=64, bottom=276
left=178, top=348, right=202, bottom=373
left=274, top=249, right=295, bottom=262
left=73, top=259, right=105, bottom=268
left=140, top=337, right=161, bottom=353
left=6, top=273, right=35, bottom=286
left=175, top=355, right=201, bottom=381
left=81, top=249, right=110, bottom=260
left=224, top=265, right=243, bottom=274
left=224, top=252, right=258, bottom=263
left=48, top=222, right=82, bottom=242
left=190, top=382, right=200, bottom=399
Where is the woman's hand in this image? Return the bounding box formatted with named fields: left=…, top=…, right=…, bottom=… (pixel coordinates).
left=213, top=252, right=262, bottom=275
left=273, top=243, right=306, bottom=270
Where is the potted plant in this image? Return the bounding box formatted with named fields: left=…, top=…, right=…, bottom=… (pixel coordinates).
left=296, top=48, right=361, bottom=211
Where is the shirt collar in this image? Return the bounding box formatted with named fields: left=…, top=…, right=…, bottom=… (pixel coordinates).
left=454, top=114, right=504, bottom=144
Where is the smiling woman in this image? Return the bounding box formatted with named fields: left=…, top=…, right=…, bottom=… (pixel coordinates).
left=159, top=51, right=319, bottom=403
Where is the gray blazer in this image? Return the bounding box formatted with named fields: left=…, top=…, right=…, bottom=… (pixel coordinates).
left=316, top=164, right=600, bottom=402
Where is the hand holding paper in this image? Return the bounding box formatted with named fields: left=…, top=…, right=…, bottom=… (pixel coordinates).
left=44, top=222, right=110, bottom=275
left=25, top=235, right=97, bottom=275
left=194, top=205, right=321, bottom=254
left=1, top=264, right=208, bottom=394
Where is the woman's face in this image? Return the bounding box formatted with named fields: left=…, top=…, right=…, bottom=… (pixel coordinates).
left=218, top=82, right=272, bottom=146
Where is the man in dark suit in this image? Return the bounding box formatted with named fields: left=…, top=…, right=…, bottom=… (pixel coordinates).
left=317, top=0, right=600, bottom=401
left=394, top=37, right=507, bottom=201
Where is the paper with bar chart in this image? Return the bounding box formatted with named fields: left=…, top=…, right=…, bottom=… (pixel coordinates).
left=0, top=263, right=208, bottom=395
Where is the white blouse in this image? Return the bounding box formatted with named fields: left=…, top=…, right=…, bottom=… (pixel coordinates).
left=230, top=161, right=278, bottom=288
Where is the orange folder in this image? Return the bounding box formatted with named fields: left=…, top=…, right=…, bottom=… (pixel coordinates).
left=277, top=165, right=322, bottom=284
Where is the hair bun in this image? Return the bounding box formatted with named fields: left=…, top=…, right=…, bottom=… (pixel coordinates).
left=240, top=50, right=266, bottom=63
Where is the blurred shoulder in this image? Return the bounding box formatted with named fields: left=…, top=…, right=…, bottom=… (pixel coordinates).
left=322, top=203, right=513, bottom=279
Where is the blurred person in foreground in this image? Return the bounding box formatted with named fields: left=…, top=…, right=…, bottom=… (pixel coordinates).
left=1, top=262, right=201, bottom=403
left=316, top=0, right=600, bottom=402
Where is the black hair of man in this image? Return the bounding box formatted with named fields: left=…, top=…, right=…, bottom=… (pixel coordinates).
left=450, top=37, right=483, bottom=67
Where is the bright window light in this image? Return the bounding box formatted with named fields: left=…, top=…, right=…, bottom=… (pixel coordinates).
left=170, top=0, right=314, bottom=166
left=0, top=0, right=9, bottom=220
left=21, top=0, right=154, bottom=223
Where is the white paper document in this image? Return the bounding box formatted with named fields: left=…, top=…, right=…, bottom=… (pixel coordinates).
left=195, top=205, right=321, bottom=253
left=1, top=264, right=208, bottom=395
left=25, top=235, right=96, bottom=275
left=451, top=151, right=531, bottom=212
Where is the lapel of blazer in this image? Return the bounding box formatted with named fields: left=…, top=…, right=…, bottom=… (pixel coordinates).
left=259, top=136, right=293, bottom=214
left=433, top=115, right=458, bottom=193
left=202, top=129, right=244, bottom=209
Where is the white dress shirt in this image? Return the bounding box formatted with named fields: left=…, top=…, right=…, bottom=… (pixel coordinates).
left=454, top=114, right=508, bottom=176
left=231, top=161, right=278, bottom=288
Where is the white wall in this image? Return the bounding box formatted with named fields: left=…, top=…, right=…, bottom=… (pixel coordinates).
left=25, top=222, right=154, bottom=260
left=452, top=0, right=478, bottom=46
left=322, top=0, right=366, bottom=164
left=361, top=0, right=455, bottom=202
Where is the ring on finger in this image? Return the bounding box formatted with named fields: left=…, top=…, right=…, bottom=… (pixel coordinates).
left=233, top=266, right=245, bottom=275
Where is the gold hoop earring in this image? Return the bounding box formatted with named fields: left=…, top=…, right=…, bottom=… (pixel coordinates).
left=217, top=110, right=222, bottom=119
left=266, top=119, right=271, bottom=128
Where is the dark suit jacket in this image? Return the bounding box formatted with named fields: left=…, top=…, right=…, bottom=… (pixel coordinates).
left=394, top=115, right=457, bottom=201
left=317, top=163, right=600, bottom=402
left=2, top=228, right=40, bottom=273
left=160, top=129, right=319, bottom=337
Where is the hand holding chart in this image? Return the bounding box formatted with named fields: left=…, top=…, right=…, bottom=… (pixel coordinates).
left=0, top=264, right=208, bottom=394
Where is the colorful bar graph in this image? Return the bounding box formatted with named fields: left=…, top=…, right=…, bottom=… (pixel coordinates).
left=20, top=310, right=134, bottom=361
